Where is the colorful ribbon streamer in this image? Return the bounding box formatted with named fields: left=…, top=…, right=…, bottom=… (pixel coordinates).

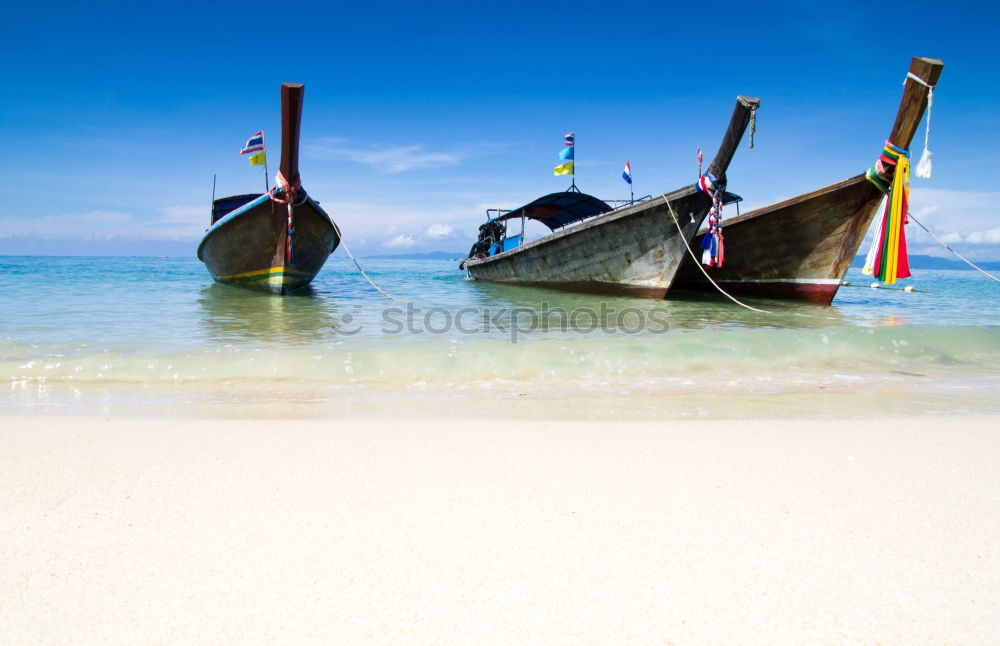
left=862, top=144, right=911, bottom=284
left=696, top=173, right=725, bottom=268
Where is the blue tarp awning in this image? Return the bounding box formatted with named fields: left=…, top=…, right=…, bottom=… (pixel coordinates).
left=489, top=189, right=742, bottom=231
left=489, top=191, right=613, bottom=231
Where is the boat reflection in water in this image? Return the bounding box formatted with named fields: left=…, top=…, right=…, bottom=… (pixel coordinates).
left=463, top=277, right=850, bottom=335
left=196, top=283, right=350, bottom=344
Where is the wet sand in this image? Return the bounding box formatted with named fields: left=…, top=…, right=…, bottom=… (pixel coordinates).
left=2, top=416, right=998, bottom=644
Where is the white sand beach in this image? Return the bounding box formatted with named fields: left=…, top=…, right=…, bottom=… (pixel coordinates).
left=2, top=415, right=998, bottom=645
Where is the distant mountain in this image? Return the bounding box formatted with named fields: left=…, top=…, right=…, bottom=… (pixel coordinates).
left=850, top=254, right=1000, bottom=270
left=364, top=250, right=465, bottom=260
left=365, top=251, right=1000, bottom=267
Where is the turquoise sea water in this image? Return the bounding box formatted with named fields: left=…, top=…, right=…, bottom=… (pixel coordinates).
left=2, top=255, right=999, bottom=418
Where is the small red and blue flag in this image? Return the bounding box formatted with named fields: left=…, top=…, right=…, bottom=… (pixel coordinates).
left=622, top=161, right=632, bottom=184
left=240, top=131, right=264, bottom=154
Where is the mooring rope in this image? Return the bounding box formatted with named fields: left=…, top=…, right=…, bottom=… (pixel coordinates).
left=331, top=221, right=413, bottom=303
left=663, top=195, right=772, bottom=313
left=839, top=283, right=925, bottom=293
left=907, top=213, right=1000, bottom=282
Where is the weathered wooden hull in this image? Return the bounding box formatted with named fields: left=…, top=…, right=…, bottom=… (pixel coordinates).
left=197, top=194, right=340, bottom=294
left=465, top=186, right=712, bottom=299
left=673, top=175, right=883, bottom=305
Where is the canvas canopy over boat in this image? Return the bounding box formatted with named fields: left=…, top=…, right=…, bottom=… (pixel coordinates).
left=498, top=190, right=616, bottom=232
left=464, top=191, right=617, bottom=258
left=198, top=83, right=340, bottom=294
left=673, top=57, right=944, bottom=304
left=461, top=96, right=760, bottom=299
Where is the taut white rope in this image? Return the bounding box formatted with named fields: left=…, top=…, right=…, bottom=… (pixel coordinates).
left=331, top=221, right=413, bottom=303
left=907, top=213, right=1000, bottom=282
left=663, top=195, right=771, bottom=313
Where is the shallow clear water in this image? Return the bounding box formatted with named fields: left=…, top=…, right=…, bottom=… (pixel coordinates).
left=2, top=255, right=998, bottom=418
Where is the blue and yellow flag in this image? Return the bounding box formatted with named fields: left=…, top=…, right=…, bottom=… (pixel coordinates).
left=555, top=131, right=575, bottom=176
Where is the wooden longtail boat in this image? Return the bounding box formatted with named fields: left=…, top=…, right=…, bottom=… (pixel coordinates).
left=198, top=83, right=340, bottom=294
left=461, top=96, right=759, bottom=299
left=673, top=57, right=944, bottom=304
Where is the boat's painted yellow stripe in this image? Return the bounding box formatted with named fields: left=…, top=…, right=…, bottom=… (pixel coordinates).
left=217, top=267, right=314, bottom=280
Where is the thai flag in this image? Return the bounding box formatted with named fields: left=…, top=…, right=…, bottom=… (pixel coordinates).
left=564, top=132, right=575, bottom=146
left=622, top=161, right=632, bottom=184
left=240, top=131, right=264, bottom=154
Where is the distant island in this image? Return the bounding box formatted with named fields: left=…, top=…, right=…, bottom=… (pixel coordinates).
left=364, top=251, right=465, bottom=260
left=361, top=251, right=999, bottom=269
left=850, top=254, right=1000, bottom=271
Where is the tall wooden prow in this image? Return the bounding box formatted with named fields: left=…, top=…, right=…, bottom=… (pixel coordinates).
left=279, top=83, right=305, bottom=189
left=707, top=96, right=761, bottom=186
left=887, top=57, right=943, bottom=150
left=830, top=57, right=944, bottom=274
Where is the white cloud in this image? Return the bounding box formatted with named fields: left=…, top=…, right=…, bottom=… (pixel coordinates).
left=958, top=226, right=1000, bottom=245
left=307, top=137, right=467, bottom=173
left=383, top=234, right=416, bottom=248
left=901, top=188, right=1000, bottom=257
left=313, top=200, right=471, bottom=253
left=0, top=204, right=209, bottom=241
left=156, top=205, right=204, bottom=224
left=424, top=223, right=454, bottom=239
left=908, top=188, right=998, bottom=231
left=377, top=221, right=468, bottom=251
left=0, top=210, right=132, bottom=239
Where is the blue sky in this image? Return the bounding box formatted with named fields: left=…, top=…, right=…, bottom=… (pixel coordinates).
left=2, top=0, right=997, bottom=258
